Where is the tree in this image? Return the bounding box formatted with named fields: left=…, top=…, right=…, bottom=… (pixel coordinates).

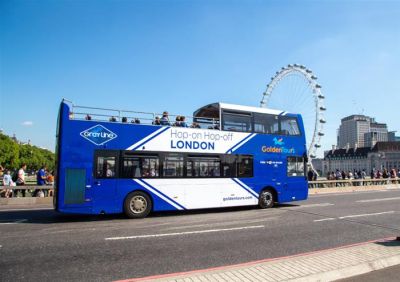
left=0, top=134, right=19, bottom=169
left=0, top=133, right=55, bottom=171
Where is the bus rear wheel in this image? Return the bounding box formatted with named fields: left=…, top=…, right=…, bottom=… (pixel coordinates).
left=258, top=189, right=274, bottom=209
left=124, top=191, right=152, bottom=218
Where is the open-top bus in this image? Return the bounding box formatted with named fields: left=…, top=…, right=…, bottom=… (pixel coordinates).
left=54, top=100, right=308, bottom=218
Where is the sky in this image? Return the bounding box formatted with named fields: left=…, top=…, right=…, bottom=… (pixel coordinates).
left=1, top=0, right=400, bottom=154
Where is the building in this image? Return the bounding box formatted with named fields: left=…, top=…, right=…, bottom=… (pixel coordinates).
left=322, top=141, right=400, bottom=176
left=364, top=121, right=388, bottom=147
left=388, top=131, right=400, bottom=142
left=337, top=115, right=388, bottom=149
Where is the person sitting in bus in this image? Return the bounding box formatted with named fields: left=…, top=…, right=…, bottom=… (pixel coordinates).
left=134, top=118, right=140, bottom=124
left=122, top=117, right=128, bottom=123
left=142, top=169, right=150, bottom=177
left=106, top=164, right=114, bottom=177
left=180, top=116, right=189, bottom=128
left=85, top=114, right=92, bottom=120
left=190, top=122, right=201, bottom=128
left=174, top=116, right=181, bottom=127
left=160, top=111, right=170, bottom=126
left=200, top=165, right=208, bottom=177
left=153, top=116, right=161, bottom=125
left=149, top=168, right=157, bottom=177
left=109, top=116, right=117, bottom=122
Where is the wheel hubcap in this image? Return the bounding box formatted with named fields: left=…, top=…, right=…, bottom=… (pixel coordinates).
left=263, top=192, right=272, bottom=205
left=130, top=196, right=147, bottom=214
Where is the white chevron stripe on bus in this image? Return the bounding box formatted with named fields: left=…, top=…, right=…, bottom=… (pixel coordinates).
left=126, top=127, right=167, bottom=151
left=133, top=179, right=184, bottom=210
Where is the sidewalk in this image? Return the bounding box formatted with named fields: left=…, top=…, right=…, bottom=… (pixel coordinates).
left=125, top=238, right=400, bottom=282
left=308, top=184, right=399, bottom=195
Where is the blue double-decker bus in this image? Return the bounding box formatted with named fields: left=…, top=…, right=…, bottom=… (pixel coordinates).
left=54, top=100, right=308, bottom=218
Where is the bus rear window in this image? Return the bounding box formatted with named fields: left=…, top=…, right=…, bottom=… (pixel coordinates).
left=287, top=157, right=305, bottom=177
left=280, top=117, right=300, bottom=136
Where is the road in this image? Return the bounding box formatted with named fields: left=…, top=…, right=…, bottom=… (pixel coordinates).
left=1, top=189, right=400, bottom=282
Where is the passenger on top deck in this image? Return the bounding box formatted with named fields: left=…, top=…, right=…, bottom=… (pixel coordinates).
left=153, top=116, right=161, bottom=125
left=160, top=111, right=170, bottom=126
left=180, top=116, right=189, bottom=128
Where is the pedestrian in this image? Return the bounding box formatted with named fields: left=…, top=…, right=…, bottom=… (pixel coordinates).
left=15, top=163, right=27, bottom=197
left=2, top=170, right=14, bottom=198
left=35, top=165, right=47, bottom=197
left=307, top=169, right=314, bottom=181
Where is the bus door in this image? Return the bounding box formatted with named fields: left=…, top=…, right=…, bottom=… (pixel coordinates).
left=63, top=165, right=93, bottom=209
left=92, top=151, right=119, bottom=210
left=285, top=156, right=307, bottom=201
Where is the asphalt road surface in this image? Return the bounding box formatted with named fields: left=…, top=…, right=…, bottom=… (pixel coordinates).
left=1, top=189, right=400, bottom=282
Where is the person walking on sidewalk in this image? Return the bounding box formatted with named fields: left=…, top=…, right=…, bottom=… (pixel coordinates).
left=2, top=170, right=14, bottom=198
left=35, top=165, right=47, bottom=197
left=15, top=163, right=27, bottom=197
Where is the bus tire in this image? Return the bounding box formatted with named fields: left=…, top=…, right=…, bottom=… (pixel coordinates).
left=124, top=191, right=152, bottom=218
left=258, top=189, right=275, bottom=209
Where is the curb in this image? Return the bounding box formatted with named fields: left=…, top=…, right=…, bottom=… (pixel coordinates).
left=119, top=238, right=400, bottom=282
left=290, top=254, right=400, bottom=281
left=0, top=197, right=52, bottom=205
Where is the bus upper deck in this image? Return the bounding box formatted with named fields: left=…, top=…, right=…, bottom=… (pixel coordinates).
left=67, top=100, right=303, bottom=137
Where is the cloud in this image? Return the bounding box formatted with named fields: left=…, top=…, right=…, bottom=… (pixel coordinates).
left=21, top=121, right=33, bottom=126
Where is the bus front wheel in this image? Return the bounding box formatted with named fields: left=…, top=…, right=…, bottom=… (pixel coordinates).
left=124, top=191, right=152, bottom=218
left=258, top=189, right=275, bottom=209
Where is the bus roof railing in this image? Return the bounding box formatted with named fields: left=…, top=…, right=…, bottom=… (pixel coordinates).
left=67, top=102, right=220, bottom=129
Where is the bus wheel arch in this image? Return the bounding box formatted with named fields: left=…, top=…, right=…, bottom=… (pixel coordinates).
left=258, top=187, right=277, bottom=209
left=123, top=190, right=153, bottom=218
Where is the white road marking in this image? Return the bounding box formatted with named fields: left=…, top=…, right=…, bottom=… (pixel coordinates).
left=338, top=211, right=395, bottom=219
left=105, top=225, right=265, bottom=241
left=288, top=203, right=334, bottom=209
left=356, top=197, right=400, bottom=203
left=314, top=211, right=397, bottom=223
left=0, top=219, right=28, bottom=225
left=313, top=218, right=336, bottom=222
left=162, top=218, right=276, bottom=231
